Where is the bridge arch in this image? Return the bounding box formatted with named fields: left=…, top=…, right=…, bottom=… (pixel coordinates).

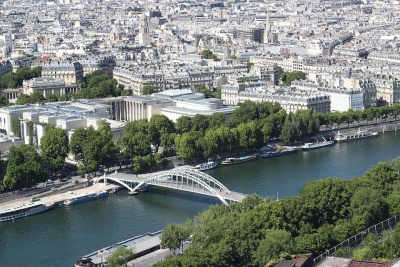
left=94, top=176, right=137, bottom=192
left=132, top=168, right=230, bottom=205
left=94, top=168, right=240, bottom=205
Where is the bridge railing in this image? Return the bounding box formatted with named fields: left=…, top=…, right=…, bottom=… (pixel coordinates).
left=313, top=214, right=400, bottom=265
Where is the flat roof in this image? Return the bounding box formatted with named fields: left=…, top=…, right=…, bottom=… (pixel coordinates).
left=81, top=231, right=162, bottom=264
left=316, top=257, right=352, bottom=267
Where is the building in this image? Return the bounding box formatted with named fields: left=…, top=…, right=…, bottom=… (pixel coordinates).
left=22, top=77, right=81, bottom=97
left=93, top=89, right=238, bottom=123
left=0, top=101, right=124, bottom=145
left=78, top=56, right=116, bottom=78
left=138, top=14, right=151, bottom=46
left=41, top=61, right=84, bottom=84
left=374, top=74, right=400, bottom=106
left=113, top=67, right=213, bottom=95
left=221, top=81, right=331, bottom=113
left=318, top=87, right=363, bottom=112
left=0, top=60, right=12, bottom=79
left=237, top=88, right=331, bottom=114
left=233, top=28, right=264, bottom=43
left=252, top=63, right=279, bottom=84
left=93, top=95, right=174, bottom=122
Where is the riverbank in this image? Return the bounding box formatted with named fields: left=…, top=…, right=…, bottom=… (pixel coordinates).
left=0, top=183, right=119, bottom=211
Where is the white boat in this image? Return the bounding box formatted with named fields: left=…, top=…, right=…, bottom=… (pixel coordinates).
left=334, top=129, right=378, bottom=142
left=194, top=161, right=217, bottom=171
left=64, top=190, right=109, bottom=205
left=0, top=202, right=54, bottom=223
left=301, top=138, right=334, bottom=150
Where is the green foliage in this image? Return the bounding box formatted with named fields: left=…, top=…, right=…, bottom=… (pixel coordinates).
left=348, top=225, right=400, bottom=261
left=363, top=162, right=398, bottom=196
left=16, top=91, right=45, bottom=105
left=0, top=67, right=41, bottom=89
left=174, top=131, right=204, bottom=161
left=44, top=93, right=59, bottom=103
left=349, top=187, right=388, bottom=230
left=195, top=85, right=220, bottom=99
left=200, top=49, right=218, bottom=60
left=280, top=117, right=298, bottom=145
left=69, top=123, right=118, bottom=175
left=149, top=114, right=175, bottom=152
left=132, top=154, right=163, bottom=173
left=252, top=229, right=294, bottom=266
left=160, top=220, right=192, bottom=254
left=121, top=89, right=133, bottom=96
left=141, top=85, right=156, bottom=95
left=238, top=77, right=252, bottom=83
left=280, top=71, right=306, bottom=86
left=4, top=145, right=47, bottom=189
left=156, top=156, right=400, bottom=267
left=40, top=126, right=69, bottom=176
left=247, top=62, right=254, bottom=72
left=27, top=121, right=34, bottom=145
left=106, top=246, right=135, bottom=267
left=228, top=55, right=237, bottom=59
left=0, top=95, right=9, bottom=107
left=11, top=117, right=21, bottom=137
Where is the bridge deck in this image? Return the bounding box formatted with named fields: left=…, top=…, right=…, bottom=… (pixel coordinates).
left=103, top=171, right=246, bottom=203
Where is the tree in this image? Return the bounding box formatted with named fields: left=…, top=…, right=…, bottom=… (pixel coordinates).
left=200, top=49, right=217, bottom=60
left=174, top=132, right=204, bottom=161
left=280, top=118, right=298, bottom=145
left=118, top=132, right=152, bottom=160
left=161, top=223, right=182, bottom=254
left=229, top=100, right=259, bottom=127
left=236, top=121, right=263, bottom=150
left=45, top=93, right=59, bottom=103
left=149, top=114, right=175, bottom=152
left=141, top=85, right=156, bottom=95
left=350, top=187, right=388, bottom=230
left=299, top=178, right=353, bottom=225
left=106, top=246, right=135, bottom=267
left=191, top=114, right=210, bottom=132
left=161, top=220, right=192, bottom=255
left=363, top=162, right=399, bottom=196
left=247, top=62, right=254, bottom=72
left=0, top=95, right=9, bottom=107
left=4, top=145, right=47, bottom=189
left=40, top=126, right=69, bottom=177
left=252, top=229, right=293, bottom=267
left=280, top=71, right=306, bottom=86
left=176, top=116, right=193, bottom=134
left=70, top=127, right=97, bottom=161
left=121, top=89, right=133, bottom=96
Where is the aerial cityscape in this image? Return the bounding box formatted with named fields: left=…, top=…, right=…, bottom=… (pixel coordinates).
left=1, top=0, right=400, bottom=266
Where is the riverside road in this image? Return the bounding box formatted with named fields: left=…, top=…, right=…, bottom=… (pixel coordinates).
left=1, top=124, right=400, bottom=267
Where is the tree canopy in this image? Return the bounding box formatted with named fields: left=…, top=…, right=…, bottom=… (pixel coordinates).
left=155, top=158, right=400, bottom=267
left=40, top=126, right=69, bottom=177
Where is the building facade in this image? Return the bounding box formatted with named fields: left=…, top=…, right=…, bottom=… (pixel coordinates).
left=22, top=77, right=81, bottom=97
left=41, top=61, right=84, bottom=84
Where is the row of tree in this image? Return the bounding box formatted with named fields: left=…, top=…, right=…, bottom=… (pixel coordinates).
left=155, top=158, right=400, bottom=267
left=5, top=96, right=400, bottom=187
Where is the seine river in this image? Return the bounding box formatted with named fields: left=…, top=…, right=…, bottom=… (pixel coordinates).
left=1, top=131, right=400, bottom=267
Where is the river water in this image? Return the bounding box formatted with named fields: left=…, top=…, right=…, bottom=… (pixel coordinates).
left=1, top=131, right=400, bottom=267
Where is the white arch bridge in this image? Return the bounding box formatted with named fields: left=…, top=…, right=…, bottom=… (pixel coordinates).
left=93, top=168, right=247, bottom=205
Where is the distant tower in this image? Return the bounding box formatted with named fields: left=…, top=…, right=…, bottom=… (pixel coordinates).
left=263, top=0, right=271, bottom=44
left=138, top=14, right=151, bottom=45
